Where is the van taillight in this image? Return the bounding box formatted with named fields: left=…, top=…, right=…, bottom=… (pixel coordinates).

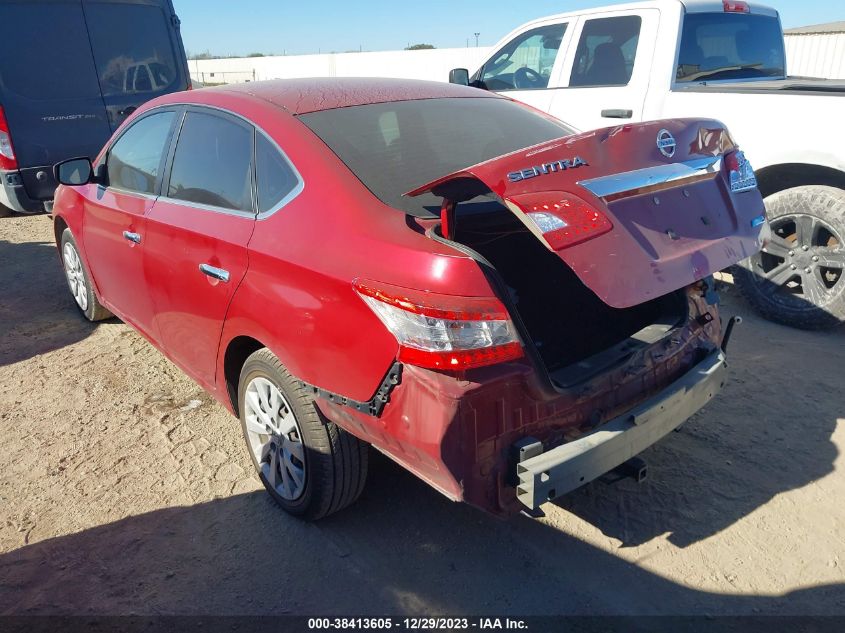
left=0, top=105, right=17, bottom=170
left=353, top=279, right=523, bottom=371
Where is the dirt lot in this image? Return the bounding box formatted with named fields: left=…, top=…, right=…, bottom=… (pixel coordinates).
left=1, top=213, right=844, bottom=616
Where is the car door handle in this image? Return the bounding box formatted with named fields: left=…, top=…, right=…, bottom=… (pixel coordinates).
left=122, top=231, right=141, bottom=244
left=601, top=109, right=633, bottom=119
left=118, top=106, right=137, bottom=116
left=199, top=263, right=230, bottom=283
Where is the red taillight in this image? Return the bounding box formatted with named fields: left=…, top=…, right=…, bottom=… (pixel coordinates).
left=353, top=279, right=523, bottom=371
left=397, top=342, right=524, bottom=371
left=723, top=0, right=750, bottom=12
left=508, top=191, right=613, bottom=251
left=0, top=105, right=18, bottom=170
left=725, top=150, right=757, bottom=193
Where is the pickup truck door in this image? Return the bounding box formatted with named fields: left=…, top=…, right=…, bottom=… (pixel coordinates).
left=475, top=20, right=573, bottom=114
left=550, top=9, right=659, bottom=132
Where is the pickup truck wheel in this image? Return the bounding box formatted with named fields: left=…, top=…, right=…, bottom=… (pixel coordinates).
left=734, top=185, right=845, bottom=330
left=0, top=204, right=13, bottom=218
left=238, top=348, right=368, bottom=520
left=59, top=228, right=113, bottom=322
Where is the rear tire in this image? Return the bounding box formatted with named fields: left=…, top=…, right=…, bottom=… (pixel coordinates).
left=734, top=185, right=845, bottom=330
left=59, top=228, right=113, bottom=321
left=238, top=348, right=368, bottom=520
left=0, top=204, right=13, bottom=218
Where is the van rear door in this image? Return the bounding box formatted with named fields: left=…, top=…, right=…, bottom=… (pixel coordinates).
left=82, top=0, right=190, bottom=132
left=0, top=0, right=112, bottom=200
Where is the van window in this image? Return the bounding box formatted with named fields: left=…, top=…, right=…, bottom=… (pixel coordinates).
left=107, top=111, right=175, bottom=195
left=569, top=16, right=642, bottom=87
left=481, top=24, right=567, bottom=91
left=84, top=2, right=179, bottom=97
left=676, top=14, right=785, bottom=82
left=0, top=3, right=101, bottom=100
left=167, top=112, right=254, bottom=212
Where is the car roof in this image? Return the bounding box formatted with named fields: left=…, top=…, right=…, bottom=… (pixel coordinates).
left=199, top=77, right=502, bottom=115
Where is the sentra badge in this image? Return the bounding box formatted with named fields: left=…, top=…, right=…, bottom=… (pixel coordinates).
left=507, top=156, right=588, bottom=182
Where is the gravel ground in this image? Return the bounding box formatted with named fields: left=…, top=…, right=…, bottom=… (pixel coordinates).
left=1, top=213, right=844, bottom=616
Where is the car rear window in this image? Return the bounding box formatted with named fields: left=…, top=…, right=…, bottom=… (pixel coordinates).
left=0, top=3, right=102, bottom=100
left=677, top=13, right=785, bottom=82
left=298, top=97, right=574, bottom=217
left=84, top=2, right=180, bottom=97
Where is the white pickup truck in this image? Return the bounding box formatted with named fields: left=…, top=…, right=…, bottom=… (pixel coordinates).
left=449, top=0, right=845, bottom=329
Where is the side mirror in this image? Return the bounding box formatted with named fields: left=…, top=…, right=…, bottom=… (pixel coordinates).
left=55, top=157, right=93, bottom=186
left=449, top=68, right=470, bottom=85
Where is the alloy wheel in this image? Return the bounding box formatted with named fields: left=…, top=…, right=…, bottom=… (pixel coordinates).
left=752, top=213, right=844, bottom=306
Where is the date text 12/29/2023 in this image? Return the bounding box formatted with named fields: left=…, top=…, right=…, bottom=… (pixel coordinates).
left=307, top=618, right=529, bottom=630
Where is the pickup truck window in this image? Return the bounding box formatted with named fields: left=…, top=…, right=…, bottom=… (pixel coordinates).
left=676, top=14, right=785, bottom=83
left=480, top=24, right=567, bottom=91
left=569, top=16, right=641, bottom=87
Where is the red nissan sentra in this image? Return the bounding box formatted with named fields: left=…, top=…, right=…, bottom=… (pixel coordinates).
left=51, top=78, right=767, bottom=519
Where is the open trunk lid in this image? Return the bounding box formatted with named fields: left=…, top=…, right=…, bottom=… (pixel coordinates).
left=407, top=118, right=767, bottom=308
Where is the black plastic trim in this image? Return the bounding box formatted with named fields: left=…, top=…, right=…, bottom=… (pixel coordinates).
left=299, top=362, right=403, bottom=417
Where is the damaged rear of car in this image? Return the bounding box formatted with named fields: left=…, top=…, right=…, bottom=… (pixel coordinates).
left=301, top=95, right=766, bottom=515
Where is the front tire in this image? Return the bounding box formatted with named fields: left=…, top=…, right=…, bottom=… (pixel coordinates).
left=734, top=185, right=845, bottom=330
left=59, top=228, right=113, bottom=321
left=238, top=348, right=368, bottom=520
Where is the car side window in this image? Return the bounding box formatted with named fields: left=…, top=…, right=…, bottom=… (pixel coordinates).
left=256, top=134, right=300, bottom=214
left=569, top=16, right=642, bottom=87
left=481, top=24, right=567, bottom=91
left=106, top=111, right=175, bottom=195
left=167, top=111, right=254, bottom=212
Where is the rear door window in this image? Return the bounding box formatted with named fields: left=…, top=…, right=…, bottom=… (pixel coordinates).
left=84, top=2, right=179, bottom=97
left=0, top=2, right=101, bottom=100
left=167, top=111, right=254, bottom=212
left=107, top=111, right=176, bottom=194
left=569, top=16, right=642, bottom=87
left=256, top=134, right=300, bottom=214
left=481, top=24, right=567, bottom=91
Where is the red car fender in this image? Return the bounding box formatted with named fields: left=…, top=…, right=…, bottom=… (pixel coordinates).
left=52, top=186, right=103, bottom=300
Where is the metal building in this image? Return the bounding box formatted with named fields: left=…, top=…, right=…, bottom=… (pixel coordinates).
left=784, top=21, right=845, bottom=79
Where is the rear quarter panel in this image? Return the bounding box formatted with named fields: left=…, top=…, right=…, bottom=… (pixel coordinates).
left=216, top=103, right=498, bottom=404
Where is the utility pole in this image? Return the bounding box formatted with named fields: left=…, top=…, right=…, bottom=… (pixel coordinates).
left=474, top=32, right=480, bottom=47
left=466, top=38, right=469, bottom=48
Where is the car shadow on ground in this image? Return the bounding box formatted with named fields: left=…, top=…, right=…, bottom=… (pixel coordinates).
left=557, top=287, right=844, bottom=549
left=0, top=237, right=106, bottom=366
left=1, top=451, right=844, bottom=616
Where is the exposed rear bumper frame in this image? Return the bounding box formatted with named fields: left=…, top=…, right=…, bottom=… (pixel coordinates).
left=516, top=349, right=727, bottom=509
